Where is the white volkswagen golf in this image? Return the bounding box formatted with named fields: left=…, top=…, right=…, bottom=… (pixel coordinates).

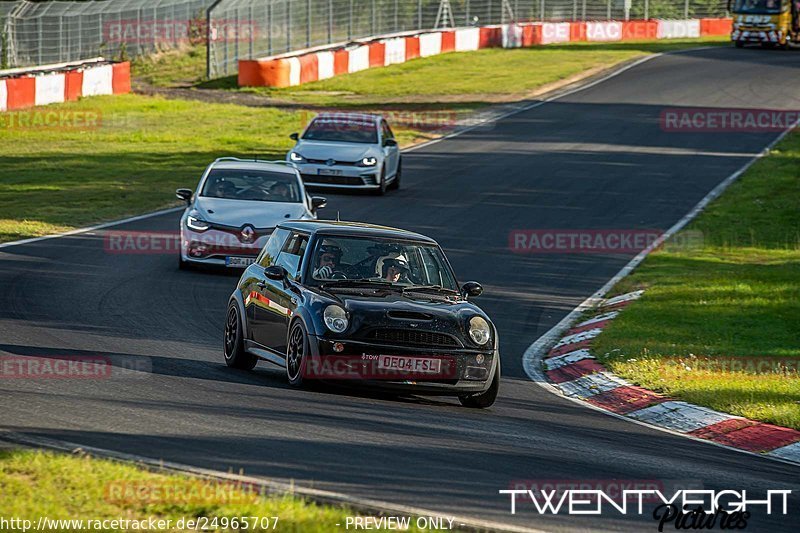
left=175, top=158, right=326, bottom=270
left=287, top=113, right=401, bottom=195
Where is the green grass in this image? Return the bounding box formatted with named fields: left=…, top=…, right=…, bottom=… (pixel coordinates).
left=0, top=95, right=302, bottom=242
left=0, top=449, right=432, bottom=532
left=247, top=39, right=727, bottom=105
left=1, top=37, right=728, bottom=243
left=593, top=130, right=800, bottom=429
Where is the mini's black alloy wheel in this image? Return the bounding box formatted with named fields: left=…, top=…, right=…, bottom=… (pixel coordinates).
left=223, top=302, right=257, bottom=369
left=286, top=321, right=309, bottom=386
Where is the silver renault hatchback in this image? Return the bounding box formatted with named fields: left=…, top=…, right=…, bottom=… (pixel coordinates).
left=286, top=113, right=401, bottom=195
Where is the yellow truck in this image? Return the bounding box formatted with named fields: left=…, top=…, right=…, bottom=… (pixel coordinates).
left=729, top=0, right=800, bottom=47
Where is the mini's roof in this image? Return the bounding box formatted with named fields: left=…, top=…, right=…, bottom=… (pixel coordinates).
left=209, top=158, right=298, bottom=175
left=279, top=220, right=436, bottom=243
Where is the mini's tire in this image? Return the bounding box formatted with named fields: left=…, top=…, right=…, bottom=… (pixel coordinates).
left=286, top=320, right=310, bottom=387
left=178, top=255, right=192, bottom=270
left=458, top=361, right=500, bottom=409
left=734, top=41, right=745, bottom=48
left=223, top=302, right=258, bottom=370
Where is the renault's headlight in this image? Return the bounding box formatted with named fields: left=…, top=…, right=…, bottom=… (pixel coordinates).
left=290, top=152, right=305, bottom=162
left=358, top=156, right=377, bottom=167
left=186, top=214, right=210, bottom=232
left=468, top=316, right=491, bottom=346
left=324, top=305, right=349, bottom=333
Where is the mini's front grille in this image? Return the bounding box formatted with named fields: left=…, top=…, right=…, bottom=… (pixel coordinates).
left=368, top=329, right=460, bottom=348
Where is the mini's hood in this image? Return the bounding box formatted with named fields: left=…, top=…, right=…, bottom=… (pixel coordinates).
left=294, top=140, right=377, bottom=162
left=193, top=197, right=309, bottom=228
left=309, top=289, right=491, bottom=349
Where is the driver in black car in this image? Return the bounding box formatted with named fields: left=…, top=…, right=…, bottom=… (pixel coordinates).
left=381, top=257, right=411, bottom=283
left=313, top=242, right=344, bottom=279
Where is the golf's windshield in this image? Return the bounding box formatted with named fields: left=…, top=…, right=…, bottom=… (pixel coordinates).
left=310, top=236, right=458, bottom=291
left=732, top=0, right=782, bottom=13
left=201, top=169, right=301, bottom=202
left=302, top=115, right=379, bottom=144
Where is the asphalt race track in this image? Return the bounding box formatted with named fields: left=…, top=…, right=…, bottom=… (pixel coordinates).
left=2, top=46, right=800, bottom=531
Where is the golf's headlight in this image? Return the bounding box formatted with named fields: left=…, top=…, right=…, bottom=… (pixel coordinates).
left=186, top=214, right=210, bottom=232
left=359, top=156, right=377, bottom=167
left=290, top=152, right=304, bottom=162
left=324, top=305, right=349, bottom=333
left=468, top=316, right=491, bottom=346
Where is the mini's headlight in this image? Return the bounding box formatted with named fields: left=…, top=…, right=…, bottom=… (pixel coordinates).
left=186, top=215, right=210, bottom=232
left=324, top=305, right=349, bottom=333
left=359, top=156, right=377, bottom=167
left=468, top=316, right=491, bottom=346
left=290, top=152, right=304, bottom=162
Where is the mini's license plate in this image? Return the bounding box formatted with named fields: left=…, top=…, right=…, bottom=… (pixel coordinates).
left=225, top=256, right=256, bottom=268
left=317, top=168, right=343, bottom=176
left=378, top=355, right=441, bottom=374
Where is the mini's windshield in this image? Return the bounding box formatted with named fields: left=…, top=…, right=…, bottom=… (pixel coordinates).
left=733, top=0, right=782, bottom=13
left=309, top=236, right=458, bottom=291
left=200, top=169, right=301, bottom=202
left=302, top=116, right=378, bottom=144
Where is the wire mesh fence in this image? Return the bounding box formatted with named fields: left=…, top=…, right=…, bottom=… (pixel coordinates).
left=0, top=0, right=728, bottom=75
left=1, top=0, right=214, bottom=69
left=208, top=0, right=729, bottom=76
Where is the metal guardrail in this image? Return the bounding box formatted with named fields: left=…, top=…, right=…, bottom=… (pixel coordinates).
left=0, top=0, right=214, bottom=69
left=0, top=0, right=727, bottom=74
left=206, top=0, right=729, bottom=77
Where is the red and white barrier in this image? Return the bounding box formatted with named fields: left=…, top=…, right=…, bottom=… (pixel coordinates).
left=419, top=32, right=442, bottom=58
left=455, top=27, right=480, bottom=52
left=587, top=21, right=623, bottom=42
left=34, top=73, right=66, bottom=106
left=657, top=19, right=701, bottom=39
left=502, top=24, right=524, bottom=48
left=348, top=45, right=370, bottom=73
left=238, top=18, right=732, bottom=88
left=540, top=22, right=571, bottom=45
left=0, top=60, right=130, bottom=111
left=383, top=37, right=406, bottom=65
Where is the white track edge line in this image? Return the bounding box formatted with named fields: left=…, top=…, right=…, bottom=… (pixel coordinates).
left=0, top=50, right=671, bottom=252
left=0, top=207, right=184, bottom=250
left=0, top=431, right=545, bottom=533
left=522, top=118, right=800, bottom=469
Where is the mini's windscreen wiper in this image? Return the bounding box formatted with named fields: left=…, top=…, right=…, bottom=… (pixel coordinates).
left=402, top=285, right=460, bottom=295
left=321, top=278, right=396, bottom=288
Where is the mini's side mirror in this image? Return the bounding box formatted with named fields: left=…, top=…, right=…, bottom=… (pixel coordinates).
left=175, top=188, right=192, bottom=204
left=264, top=265, right=286, bottom=281
left=462, top=281, right=483, bottom=298
left=311, top=196, right=327, bottom=211
left=289, top=132, right=299, bottom=141
left=383, top=138, right=397, bottom=147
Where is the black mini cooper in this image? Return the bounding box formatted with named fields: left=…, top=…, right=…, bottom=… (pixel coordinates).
left=223, top=220, right=499, bottom=408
